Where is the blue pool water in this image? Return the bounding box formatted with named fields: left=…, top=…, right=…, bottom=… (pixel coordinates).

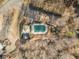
left=34, top=25, right=46, bottom=32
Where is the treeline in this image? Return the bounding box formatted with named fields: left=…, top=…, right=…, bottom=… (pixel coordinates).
left=30, top=0, right=78, bottom=14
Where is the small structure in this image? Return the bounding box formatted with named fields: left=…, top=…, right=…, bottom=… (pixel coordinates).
left=31, top=23, right=48, bottom=34
left=21, top=25, right=30, bottom=40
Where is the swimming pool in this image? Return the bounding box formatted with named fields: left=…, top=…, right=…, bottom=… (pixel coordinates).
left=31, top=23, right=48, bottom=34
